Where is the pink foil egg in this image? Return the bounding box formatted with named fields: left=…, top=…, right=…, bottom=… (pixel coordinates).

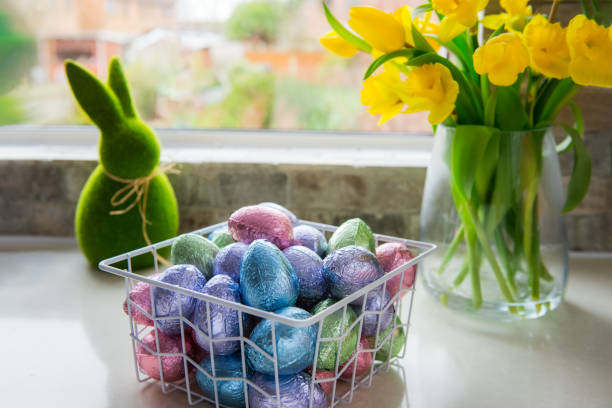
left=122, top=274, right=160, bottom=326
left=228, top=205, right=294, bottom=249
left=308, top=368, right=336, bottom=395
left=136, top=329, right=194, bottom=382
left=375, top=243, right=416, bottom=298
left=339, top=336, right=373, bottom=379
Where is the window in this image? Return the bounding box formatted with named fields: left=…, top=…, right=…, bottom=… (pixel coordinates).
left=1, top=0, right=430, bottom=133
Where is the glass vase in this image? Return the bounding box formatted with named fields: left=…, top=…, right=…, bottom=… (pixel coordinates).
left=419, top=125, right=568, bottom=320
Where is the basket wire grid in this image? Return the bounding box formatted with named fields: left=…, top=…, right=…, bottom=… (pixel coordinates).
left=99, top=220, right=436, bottom=408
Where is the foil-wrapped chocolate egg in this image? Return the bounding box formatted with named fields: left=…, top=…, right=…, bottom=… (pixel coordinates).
left=136, top=329, right=193, bottom=382
left=368, top=317, right=406, bottom=362
left=196, top=353, right=251, bottom=408
left=327, top=218, right=375, bottom=253
left=308, top=369, right=336, bottom=395
left=246, top=307, right=317, bottom=376
left=258, top=202, right=299, bottom=226
left=153, top=264, right=207, bottom=335
left=228, top=205, right=294, bottom=249
left=170, top=233, right=219, bottom=279
left=282, top=245, right=327, bottom=309
left=311, top=299, right=359, bottom=370
left=123, top=279, right=155, bottom=326
left=213, top=242, right=248, bottom=283
left=192, top=275, right=242, bottom=355
left=322, top=246, right=384, bottom=304
left=292, top=225, right=328, bottom=257
left=339, top=336, right=373, bottom=379
left=375, top=243, right=416, bottom=298
left=208, top=227, right=235, bottom=249
left=248, top=372, right=328, bottom=408
left=240, top=240, right=298, bottom=311
left=355, top=288, right=394, bottom=337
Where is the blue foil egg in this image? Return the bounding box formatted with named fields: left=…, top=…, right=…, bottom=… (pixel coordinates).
left=258, top=202, right=299, bottom=226
left=292, top=225, right=328, bottom=257
left=322, top=246, right=384, bottom=304
left=248, top=372, right=328, bottom=408
left=282, top=245, right=328, bottom=309
left=192, top=275, right=242, bottom=355
left=355, top=288, right=394, bottom=337
left=153, top=264, right=206, bottom=335
left=213, top=242, right=248, bottom=283
left=240, top=240, right=298, bottom=312
left=196, top=353, right=251, bottom=408
left=246, top=307, right=317, bottom=376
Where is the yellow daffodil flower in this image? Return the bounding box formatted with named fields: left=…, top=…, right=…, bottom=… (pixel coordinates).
left=482, top=0, right=532, bottom=32
left=393, top=6, right=441, bottom=51
left=349, top=6, right=405, bottom=53
left=523, top=15, right=570, bottom=79
left=360, top=68, right=405, bottom=124
left=567, top=15, right=612, bottom=88
left=397, top=63, right=459, bottom=124
left=432, top=0, right=489, bottom=42
left=473, top=32, right=529, bottom=86
left=319, top=31, right=359, bottom=58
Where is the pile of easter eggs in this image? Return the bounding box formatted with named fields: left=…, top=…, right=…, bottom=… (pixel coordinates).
left=123, top=203, right=416, bottom=408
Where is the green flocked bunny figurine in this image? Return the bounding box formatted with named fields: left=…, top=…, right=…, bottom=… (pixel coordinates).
left=65, top=57, right=179, bottom=269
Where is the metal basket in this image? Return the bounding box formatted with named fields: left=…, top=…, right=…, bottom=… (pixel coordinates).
left=99, top=220, right=436, bottom=408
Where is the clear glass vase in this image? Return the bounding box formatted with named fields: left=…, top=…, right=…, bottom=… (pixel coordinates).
left=419, top=125, right=569, bottom=320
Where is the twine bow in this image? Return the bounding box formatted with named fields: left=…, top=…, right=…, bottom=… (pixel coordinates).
left=104, top=162, right=181, bottom=266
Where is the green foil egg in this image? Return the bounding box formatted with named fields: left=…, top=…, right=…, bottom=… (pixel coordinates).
left=170, top=233, right=219, bottom=279
left=311, top=299, right=359, bottom=370
left=368, top=317, right=406, bottom=362
left=209, top=227, right=235, bottom=249
left=328, top=218, right=375, bottom=253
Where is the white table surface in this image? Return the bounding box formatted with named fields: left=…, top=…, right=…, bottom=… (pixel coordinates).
left=1, top=237, right=611, bottom=408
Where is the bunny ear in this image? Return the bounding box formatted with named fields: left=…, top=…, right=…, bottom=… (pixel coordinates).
left=65, top=60, right=123, bottom=131
left=107, top=57, right=138, bottom=119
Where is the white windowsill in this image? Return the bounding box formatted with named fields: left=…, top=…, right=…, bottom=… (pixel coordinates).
left=0, top=125, right=433, bottom=167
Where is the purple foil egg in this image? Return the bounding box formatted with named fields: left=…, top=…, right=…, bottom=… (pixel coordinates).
left=192, top=275, right=242, bottom=355
left=354, top=288, right=394, bottom=337
left=248, top=372, right=328, bottom=408
left=282, top=245, right=328, bottom=309
left=213, top=242, right=248, bottom=283
left=375, top=243, right=416, bottom=298
left=228, top=205, right=294, bottom=249
left=153, top=264, right=207, bottom=335
left=322, top=246, right=384, bottom=304
left=136, top=329, right=194, bottom=382
left=292, top=225, right=328, bottom=257
left=258, top=202, right=299, bottom=226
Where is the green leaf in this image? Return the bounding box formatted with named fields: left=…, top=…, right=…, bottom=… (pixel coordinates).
left=534, top=78, right=581, bottom=123
left=450, top=125, right=497, bottom=201
left=363, top=49, right=421, bottom=79
left=560, top=124, right=592, bottom=212
left=556, top=101, right=584, bottom=153
left=322, top=2, right=372, bottom=53
left=475, top=131, right=500, bottom=202
left=411, top=24, right=435, bottom=53
left=495, top=87, right=530, bottom=131
left=413, top=4, right=433, bottom=15
left=484, top=86, right=497, bottom=127
left=486, top=135, right=517, bottom=233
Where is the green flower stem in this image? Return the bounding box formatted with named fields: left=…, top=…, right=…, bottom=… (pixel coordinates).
left=453, top=256, right=470, bottom=287
left=523, top=184, right=540, bottom=301
left=494, top=229, right=517, bottom=295
left=438, top=225, right=465, bottom=275
left=466, top=228, right=482, bottom=309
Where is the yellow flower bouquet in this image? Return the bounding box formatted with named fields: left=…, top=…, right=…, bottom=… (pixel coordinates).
left=321, top=0, right=612, bottom=318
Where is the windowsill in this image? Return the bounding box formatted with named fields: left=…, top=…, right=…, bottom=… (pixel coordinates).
left=0, top=125, right=433, bottom=167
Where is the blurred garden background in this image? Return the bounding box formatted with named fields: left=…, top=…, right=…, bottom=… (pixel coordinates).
left=0, top=0, right=429, bottom=132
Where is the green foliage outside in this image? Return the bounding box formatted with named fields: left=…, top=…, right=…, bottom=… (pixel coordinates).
left=0, top=10, right=35, bottom=124
left=226, top=0, right=286, bottom=44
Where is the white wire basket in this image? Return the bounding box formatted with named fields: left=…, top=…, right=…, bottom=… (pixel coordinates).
left=99, top=219, right=436, bottom=408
